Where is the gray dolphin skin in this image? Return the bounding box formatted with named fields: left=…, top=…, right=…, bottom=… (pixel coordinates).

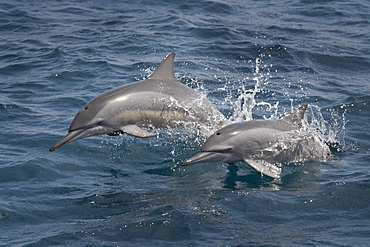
left=183, top=104, right=326, bottom=179
left=50, top=52, right=226, bottom=151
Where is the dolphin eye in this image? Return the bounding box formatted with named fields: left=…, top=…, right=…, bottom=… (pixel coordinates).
left=216, top=132, right=221, bottom=136
left=84, top=106, right=88, bottom=110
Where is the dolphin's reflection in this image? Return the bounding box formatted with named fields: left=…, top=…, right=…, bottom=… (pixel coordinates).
left=222, top=164, right=275, bottom=189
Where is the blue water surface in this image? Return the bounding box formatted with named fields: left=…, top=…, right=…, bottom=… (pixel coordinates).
left=1, top=0, right=370, bottom=246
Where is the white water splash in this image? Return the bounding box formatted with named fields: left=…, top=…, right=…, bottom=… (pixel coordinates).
left=223, top=56, right=345, bottom=164
left=230, top=57, right=279, bottom=122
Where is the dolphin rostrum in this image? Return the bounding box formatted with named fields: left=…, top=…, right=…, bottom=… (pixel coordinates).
left=50, top=52, right=226, bottom=151
left=183, top=104, right=330, bottom=179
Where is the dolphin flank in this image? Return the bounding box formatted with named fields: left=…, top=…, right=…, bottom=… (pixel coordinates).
left=183, top=104, right=331, bottom=179
left=50, top=52, right=226, bottom=151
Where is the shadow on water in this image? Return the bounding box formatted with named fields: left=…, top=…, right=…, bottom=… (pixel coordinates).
left=222, top=164, right=275, bottom=189
left=222, top=161, right=324, bottom=191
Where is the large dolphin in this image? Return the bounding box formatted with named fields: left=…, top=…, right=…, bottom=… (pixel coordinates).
left=50, top=52, right=226, bottom=151
left=183, top=104, right=330, bottom=178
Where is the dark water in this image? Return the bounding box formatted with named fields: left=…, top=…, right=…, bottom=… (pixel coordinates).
left=1, top=0, right=370, bottom=246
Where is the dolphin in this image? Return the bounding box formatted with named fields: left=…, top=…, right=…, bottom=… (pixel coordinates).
left=183, top=104, right=329, bottom=179
left=50, top=52, right=226, bottom=151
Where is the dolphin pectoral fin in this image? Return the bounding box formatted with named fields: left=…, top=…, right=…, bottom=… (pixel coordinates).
left=120, top=125, right=157, bottom=138
left=243, top=159, right=281, bottom=179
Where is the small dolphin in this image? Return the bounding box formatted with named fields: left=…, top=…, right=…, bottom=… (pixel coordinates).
left=50, top=52, right=226, bottom=151
left=183, top=104, right=329, bottom=178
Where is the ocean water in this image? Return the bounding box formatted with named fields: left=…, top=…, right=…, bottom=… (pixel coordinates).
left=1, top=0, right=370, bottom=246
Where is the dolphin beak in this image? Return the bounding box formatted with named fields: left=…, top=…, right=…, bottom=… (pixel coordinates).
left=49, top=129, right=87, bottom=152
left=182, top=152, right=217, bottom=165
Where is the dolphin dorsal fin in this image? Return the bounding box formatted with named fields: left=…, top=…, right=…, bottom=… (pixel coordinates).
left=148, top=52, right=177, bottom=81
left=281, top=104, right=308, bottom=128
